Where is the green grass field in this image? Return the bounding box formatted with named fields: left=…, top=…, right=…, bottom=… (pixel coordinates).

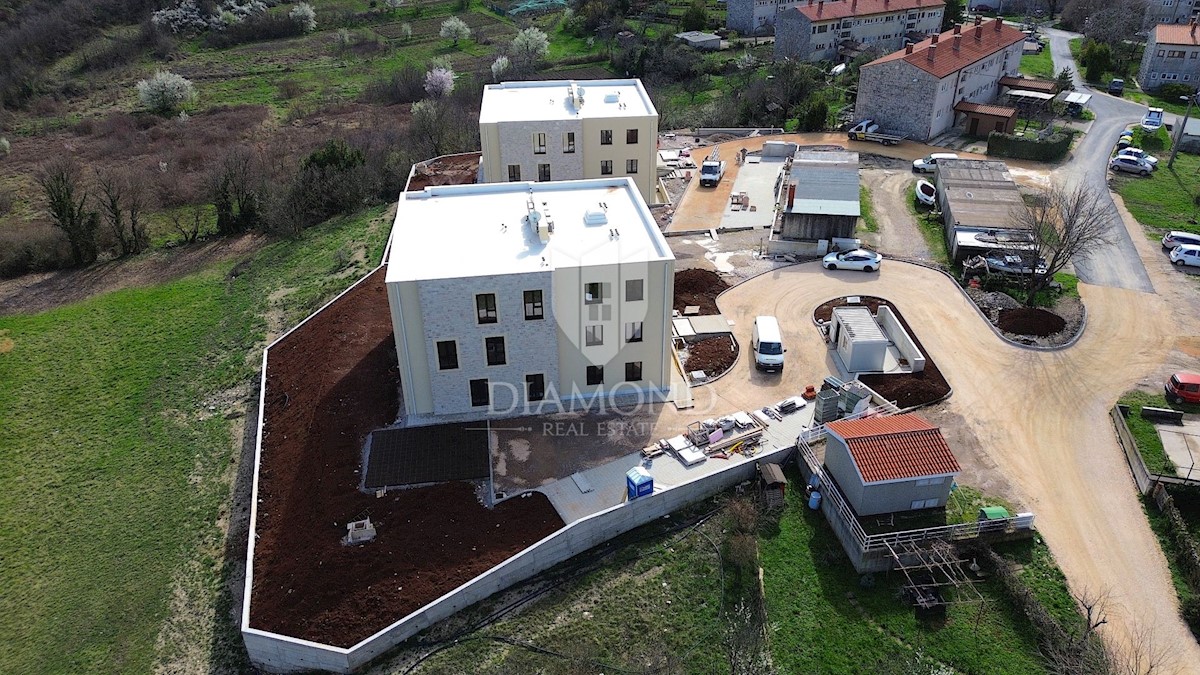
left=859, top=185, right=879, bottom=233
left=1113, top=147, right=1200, bottom=236
left=0, top=206, right=390, bottom=673
left=1020, top=49, right=1055, bottom=79
left=759, top=473, right=1054, bottom=674
left=905, top=188, right=951, bottom=265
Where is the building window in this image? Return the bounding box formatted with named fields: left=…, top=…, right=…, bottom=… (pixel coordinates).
left=584, top=282, right=603, bottom=303
left=485, top=336, right=506, bottom=366
left=476, top=293, right=497, bottom=324
left=625, top=361, right=643, bottom=381
left=563, top=132, right=576, bottom=153
left=524, top=290, right=544, bottom=320
left=600, top=129, right=613, bottom=145
left=1192, top=51, right=1198, bottom=59
left=626, top=128, right=638, bottom=144
left=470, top=379, right=490, bottom=407
left=600, top=159, right=613, bottom=175
left=1159, top=49, right=1167, bottom=56
left=526, top=373, right=545, bottom=402
left=625, top=322, right=643, bottom=343
left=1169, top=49, right=1186, bottom=58
left=586, top=365, right=604, bottom=385
left=507, top=164, right=521, bottom=181
left=538, top=163, right=551, bottom=181
left=585, top=325, right=604, bottom=346
left=436, top=340, right=458, bottom=370
left=625, top=278, right=643, bottom=301
left=626, top=159, right=638, bottom=174
left=533, top=132, right=547, bottom=154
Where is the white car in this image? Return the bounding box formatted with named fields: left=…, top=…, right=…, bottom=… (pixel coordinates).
left=1109, top=155, right=1153, bottom=176
left=1171, top=244, right=1200, bottom=267
left=823, top=249, right=883, bottom=272
left=1117, top=147, right=1158, bottom=168
left=1141, top=107, right=1165, bottom=131
left=912, top=152, right=959, bottom=173
left=1163, top=231, right=1200, bottom=249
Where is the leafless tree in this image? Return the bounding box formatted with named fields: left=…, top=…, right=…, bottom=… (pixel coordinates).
left=95, top=168, right=149, bottom=256
left=168, top=204, right=205, bottom=244
left=1011, top=182, right=1115, bottom=305
left=36, top=157, right=99, bottom=266
left=1039, top=587, right=1112, bottom=674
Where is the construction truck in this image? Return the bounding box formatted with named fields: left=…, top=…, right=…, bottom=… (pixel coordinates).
left=699, top=159, right=726, bottom=187
left=847, top=119, right=904, bottom=146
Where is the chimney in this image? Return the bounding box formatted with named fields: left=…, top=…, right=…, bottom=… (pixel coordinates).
left=809, top=0, right=813, bottom=5
left=953, top=24, right=961, bottom=35
left=994, top=17, right=1003, bottom=31
left=931, top=33, right=939, bottom=44
left=818, top=0, right=823, bottom=15
left=975, top=24, right=983, bottom=40
left=975, top=15, right=982, bottom=26
left=954, top=34, right=961, bottom=51
left=852, top=0, right=857, bottom=10
left=927, top=43, right=937, bottom=61
left=1193, top=19, right=1197, bottom=36
left=787, top=183, right=796, bottom=209
left=905, top=43, right=914, bottom=54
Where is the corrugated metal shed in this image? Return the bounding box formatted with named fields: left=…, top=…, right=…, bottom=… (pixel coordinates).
left=786, top=165, right=861, bottom=217
left=832, top=306, right=887, bottom=343
left=936, top=159, right=1027, bottom=232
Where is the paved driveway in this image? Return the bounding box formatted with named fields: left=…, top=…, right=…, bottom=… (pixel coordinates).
left=704, top=259, right=1200, bottom=670
left=1046, top=28, right=1156, bottom=293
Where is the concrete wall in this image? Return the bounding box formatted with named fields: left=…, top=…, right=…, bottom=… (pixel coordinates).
left=876, top=306, right=925, bottom=373
left=774, top=9, right=815, bottom=60
left=243, top=444, right=796, bottom=673
left=780, top=213, right=857, bottom=241
left=765, top=236, right=828, bottom=256
left=855, top=60, right=940, bottom=141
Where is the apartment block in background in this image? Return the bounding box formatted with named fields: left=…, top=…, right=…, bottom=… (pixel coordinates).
left=478, top=79, right=659, bottom=204
left=774, top=0, right=944, bottom=62
left=1139, top=22, right=1200, bottom=91
left=385, top=177, right=674, bottom=421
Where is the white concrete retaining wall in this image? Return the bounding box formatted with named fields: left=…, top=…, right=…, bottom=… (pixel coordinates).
left=244, top=444, right=795, bottom=673
left=876, top=306, right=925, bottom=374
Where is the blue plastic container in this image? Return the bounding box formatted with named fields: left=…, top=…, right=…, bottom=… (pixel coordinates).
left=626, top=467, right=654, bottom=500
left=807, top=473, right=821, bottom=490
left=808, top=491, right=822, bottom=510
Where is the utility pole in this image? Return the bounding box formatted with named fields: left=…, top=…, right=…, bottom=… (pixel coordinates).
left=1169, top=93, right=1198, bottom=169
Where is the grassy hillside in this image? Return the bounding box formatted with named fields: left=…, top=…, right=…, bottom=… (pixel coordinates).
left=0, top=205, right=390, bottom=673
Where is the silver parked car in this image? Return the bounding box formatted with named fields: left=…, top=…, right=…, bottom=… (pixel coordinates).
left=1109, top=155, right=1153, bottom=176
left=1162, top=231, right=1200, bottom=250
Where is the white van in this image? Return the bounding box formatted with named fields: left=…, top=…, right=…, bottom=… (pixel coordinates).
left=752, top=316, right=785, bottom=373
left=912, top=152, right=959, bottom=173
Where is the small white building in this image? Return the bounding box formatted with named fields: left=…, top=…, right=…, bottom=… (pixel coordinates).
left=676, top=30, right=722, bottom=50
left=478, top=79, right=660, bottom=204
left=385, top=177, right=675, bottom=421
left=830, top=307, right=889, bottom=372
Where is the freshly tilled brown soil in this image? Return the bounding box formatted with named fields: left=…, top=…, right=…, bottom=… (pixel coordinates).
left=673, top=268, right=728, bottom=315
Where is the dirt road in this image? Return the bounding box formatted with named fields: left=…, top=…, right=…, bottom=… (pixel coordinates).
left=703, top=258, right=1200, bottom=671
left=861, top=169, right=932, bottom=260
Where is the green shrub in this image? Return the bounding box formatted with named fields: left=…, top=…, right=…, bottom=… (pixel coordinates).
left=1133, top=125, right=1171, bottom=152
left=1158, top=83, right=1197, bottom=100
left=1184, top=596, right=1200, bottom=637
left=987, top=128, right=1075, bottom=162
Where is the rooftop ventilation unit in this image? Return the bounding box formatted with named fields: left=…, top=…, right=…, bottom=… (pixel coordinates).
left=568, top=83, right=585, bottom=111
left=605, top=91, right=620, bottom=103
left=584, top=207, right=608, bottom=225
left=342, top=518, right=376, bottom=545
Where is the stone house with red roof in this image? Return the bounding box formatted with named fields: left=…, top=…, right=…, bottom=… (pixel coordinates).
left=823, top=414, right=961, bottom=516
left=773, top=0, right=944, bottom=62
left=853, top=17, right=1026, bottom=141
left=1138, top=22, right=1200, bottom=92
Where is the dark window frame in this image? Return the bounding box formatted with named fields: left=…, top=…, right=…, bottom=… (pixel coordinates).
left=625, top=322, right=643, bottom=343
left=585, top=324, right=603, bottom=346
left=586, top=365, right=604, bottom=385
left=524, top=289, right=544, bottom=320
left=600, top=129, right=613, bottom=145
left=625, top=278, right=644, bottom=301
left=436, top=340, right=458, bottom=370
left=469, top=378, right=490, bottom=407
left=625, top=361, right=643, bottom=382
left=600, top=159, right=613, bottom=175
left=507, top=164, right=521, bottom=181
left=476, top=293, right=498, bottom=324
left=526, top=373, right=546, bottom=401
left=485, top=336, right=506, bottom=366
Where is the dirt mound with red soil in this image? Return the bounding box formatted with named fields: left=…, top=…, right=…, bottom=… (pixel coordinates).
left=250, top=270, right=563, bottom=647
left=815, top=296, right=951, bottom=409
left=683, top=336, right=738, bottom=378
left=997, top=307, right=1066, bottom=337
left=673, top=268, right=729, bottom=315
left=406, top=152, right=481, bottom=191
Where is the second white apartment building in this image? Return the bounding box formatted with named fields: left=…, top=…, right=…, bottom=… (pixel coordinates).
left=385, top=177, right=675, bottom=421
left=478, top=79, right=659, bottom=204
left=774, top=0, right=945, bottom=62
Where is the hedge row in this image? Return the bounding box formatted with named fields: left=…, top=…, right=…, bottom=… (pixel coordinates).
left=1153, top=486, right=1200, bottom=634
left=987, top=128, right=1074, bottom=162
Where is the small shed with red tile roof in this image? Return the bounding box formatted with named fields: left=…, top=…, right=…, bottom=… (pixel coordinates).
left=822, top=413, right=961, bottom=516
left=953, top=100, right=1017, bottom=136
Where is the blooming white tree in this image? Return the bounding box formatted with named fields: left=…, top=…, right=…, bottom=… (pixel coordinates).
left=136, top=70, right=197, bottom=114
left=424, top=66, right=455, bottom=98
left=511, top=26, right=550, bottom=70
left=384, top=0, right=404, bottom=12
left=0, top=137, right=10, bottom=158
left=490, top=55, right=510, bottom=82
left=399, top=22, right=413, bottom=41
left=428, top=55, right=453, bottom=71
left=439, top=16, right=470, bottom=47
left=290, top=2, right=317, bottom=32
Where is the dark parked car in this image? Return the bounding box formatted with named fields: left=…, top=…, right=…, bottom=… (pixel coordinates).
left=1108, top=78, right=1125, bottom=96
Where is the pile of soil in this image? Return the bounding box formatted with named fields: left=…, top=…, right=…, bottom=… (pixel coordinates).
left=997, top=307, right=1066, bottom=337
left=251, top=270, right=564, bottom=647
left=814, top=295, right=951, bottom=409
left=673, top=268, right=729, bottom=315
left=683, top=336, right=738, bottom=378
left=406, top=152, right=481, bottom=191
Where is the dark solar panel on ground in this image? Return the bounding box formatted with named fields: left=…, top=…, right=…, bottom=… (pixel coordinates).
left=363, top=423, right=490, bottom=489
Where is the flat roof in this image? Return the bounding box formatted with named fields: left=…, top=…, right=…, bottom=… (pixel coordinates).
left=479, top=79, right=657, bottom=124
left=676, top=30, right=720, bottom=40
left=786, top=161, right=861, bottom=217
left=386, top=178, right=673, bottom=283
left=936, top=159, right=1027, bottom=230
left=832, top=306, right=887, bottom=343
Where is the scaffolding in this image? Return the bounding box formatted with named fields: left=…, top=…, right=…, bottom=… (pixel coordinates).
left=884, top=539, right=986, bottom=622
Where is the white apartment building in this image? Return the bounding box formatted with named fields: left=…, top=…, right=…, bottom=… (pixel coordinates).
left=1139, top=22, right=1200, bottom=91
left=478, top=79, right=659, bottom=204
left=774, top=0, right=945, bottom=62
left=854, top=17, right=1025, bottom=141
left=385, top=177, right=675, bottom=420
